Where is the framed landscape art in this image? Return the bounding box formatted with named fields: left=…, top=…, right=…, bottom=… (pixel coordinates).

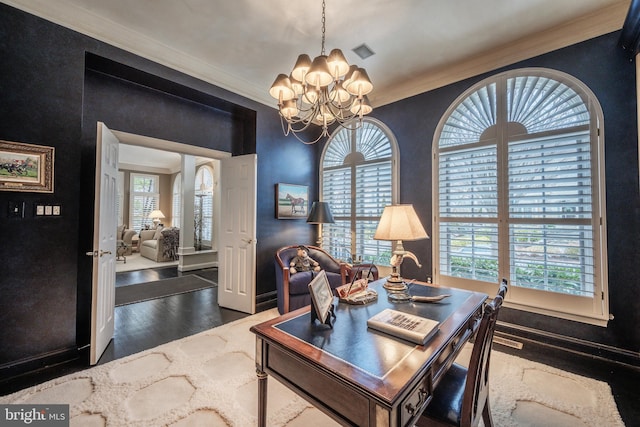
left=276, top=183, right=308, bottom=219
left=0, top=140, right=54, bottom=193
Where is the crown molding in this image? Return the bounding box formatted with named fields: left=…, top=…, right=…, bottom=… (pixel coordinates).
left=371, top=1, right=631, bottom=107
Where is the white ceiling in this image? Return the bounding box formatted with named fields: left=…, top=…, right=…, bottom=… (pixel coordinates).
left=4, top=0, right=630, bottom=169
left=4, top=0, right=630, bottom=110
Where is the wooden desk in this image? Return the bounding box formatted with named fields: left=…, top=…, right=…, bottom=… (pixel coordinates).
left=251, top=279, right=487, bottom=426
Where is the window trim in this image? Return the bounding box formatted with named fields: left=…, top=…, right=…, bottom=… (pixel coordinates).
left=432, top=68, right=609, bottom=326
left=320, top=117, right=400, bottom=263
left=129, top=172, right=160, bottom=231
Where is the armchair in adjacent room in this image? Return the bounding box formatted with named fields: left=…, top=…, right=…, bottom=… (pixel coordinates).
left=116, top=224, right=136, bottom=256
left=139, top=227, right=180, bottom=262
left=274, top=245, right=379, bottom=314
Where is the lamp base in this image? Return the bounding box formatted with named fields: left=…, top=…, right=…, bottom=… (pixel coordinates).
left=384, top=274, right=407, bottom=292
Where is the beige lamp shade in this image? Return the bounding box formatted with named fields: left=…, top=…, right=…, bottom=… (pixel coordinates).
left=269, top=74, right=295, bottom=101
left=148, top=210, right=165, bottom=220
left=305, top=55, right=333, bottom=87
left=374, top=205, right=428, bottom=241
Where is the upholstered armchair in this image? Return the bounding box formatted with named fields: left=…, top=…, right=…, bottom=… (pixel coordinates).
left=116, top=225, right=136, bottom=256
left=274, top=245, right=379, bottom=314
left=139, top=227, right=180, bottom=262
left=275, top=245, right=347, bottom=314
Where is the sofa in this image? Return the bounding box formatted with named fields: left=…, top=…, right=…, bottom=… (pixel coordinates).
left=139, top=227, right=180, bottom=262
left=116, top=225, right=137, bottom=256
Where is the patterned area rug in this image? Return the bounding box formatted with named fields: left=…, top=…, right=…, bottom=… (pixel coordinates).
left=0, top=309, right=624, bottom=426
left=115, top=275, right=215, bottom=306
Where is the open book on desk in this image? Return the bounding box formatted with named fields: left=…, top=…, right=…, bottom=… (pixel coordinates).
left=367, top=308, right=440, bottom=345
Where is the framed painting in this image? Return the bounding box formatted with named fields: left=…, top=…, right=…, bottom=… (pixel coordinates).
left=0, top=140, right=54, bottom=193
left=276, top=183, right=308, bottom=219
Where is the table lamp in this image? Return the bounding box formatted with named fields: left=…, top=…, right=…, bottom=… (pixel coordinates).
left=373, top=204, right=429, bottom=290
left=307, top=201, right=335, bottom=247
left=148, top=209, right=165, bottom=228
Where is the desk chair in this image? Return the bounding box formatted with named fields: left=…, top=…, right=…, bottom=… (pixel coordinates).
left=417, top=279, right=508, bottom=427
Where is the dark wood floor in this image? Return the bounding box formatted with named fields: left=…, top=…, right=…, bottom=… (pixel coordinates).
left=2, top=269, right=639, bottom=425
left=0, top=266, right=248, bottom=396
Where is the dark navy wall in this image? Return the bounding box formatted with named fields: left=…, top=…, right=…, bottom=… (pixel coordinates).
left=0, top=3, right=314, bottom=374
left=1, top=2, right=637, bottom=377
left=373, top=31, right=639, bottom=354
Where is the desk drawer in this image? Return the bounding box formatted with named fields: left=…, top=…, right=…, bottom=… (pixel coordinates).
left=400, top=373, right=432, bottom=426
left=267, top=345, right=369, bottom=426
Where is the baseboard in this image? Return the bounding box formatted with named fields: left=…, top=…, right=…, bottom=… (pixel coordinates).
left=256, top=290, right=277, bottom=312
left=496, top=321, right=640, bottom=368
left=0, top=347, right=80, bottom=384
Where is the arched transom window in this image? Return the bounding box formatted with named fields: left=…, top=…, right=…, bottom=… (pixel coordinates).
left=433, top=68, right=608, bottom=325
left=321, top=118, right=398, bottom=264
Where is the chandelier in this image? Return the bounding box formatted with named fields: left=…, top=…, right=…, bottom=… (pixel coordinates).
left=268, top=0, right=374, bottom=144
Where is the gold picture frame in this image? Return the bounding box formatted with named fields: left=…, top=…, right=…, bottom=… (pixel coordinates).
left=0, top=140, right=54, bottom=193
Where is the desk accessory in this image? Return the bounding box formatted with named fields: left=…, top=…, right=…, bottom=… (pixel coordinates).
left=336, top=264, right=378, bottom=305
left=367, top=308, right=440, bottom=345
left=308, top=270, right=336, bottom=327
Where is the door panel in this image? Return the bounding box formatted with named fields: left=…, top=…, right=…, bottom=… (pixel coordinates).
left=218, top=154, right=257, bottom=313
left=89, top=122, right=119, bottom=365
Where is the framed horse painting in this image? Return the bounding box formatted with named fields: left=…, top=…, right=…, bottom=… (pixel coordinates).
left=0, top=140, right=54, bottom=193
left=276, top=183, right=309, bottom=219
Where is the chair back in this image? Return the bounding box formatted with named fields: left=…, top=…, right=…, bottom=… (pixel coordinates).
left=461, top=278, right=508, bottom=426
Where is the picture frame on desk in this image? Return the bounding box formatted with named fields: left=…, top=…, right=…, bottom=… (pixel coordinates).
left=308, top=270, right=335, bottom=326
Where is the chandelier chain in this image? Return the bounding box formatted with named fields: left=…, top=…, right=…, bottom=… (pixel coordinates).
left=321, top=0, right=326, bottom=55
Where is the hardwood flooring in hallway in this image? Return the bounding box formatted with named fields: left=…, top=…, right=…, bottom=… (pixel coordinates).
left=0, top=266, right=248, bottom=395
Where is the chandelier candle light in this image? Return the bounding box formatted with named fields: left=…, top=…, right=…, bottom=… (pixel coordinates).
left=269, top=0, right=374, bottom=144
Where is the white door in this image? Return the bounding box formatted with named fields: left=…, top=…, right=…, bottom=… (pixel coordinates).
left=218, top=154, right=257, bottom=313
left=88, top=122, right=119, bottom=365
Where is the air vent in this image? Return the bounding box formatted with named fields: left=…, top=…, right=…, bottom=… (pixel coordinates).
left=493, top=336, right=524, bottom=349
left=352, top=43, right=375, bottom=60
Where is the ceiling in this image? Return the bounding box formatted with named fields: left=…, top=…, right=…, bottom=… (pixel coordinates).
left=4, top=0, right=630, bottom=169
left=4, top=0, right=630, bottom=110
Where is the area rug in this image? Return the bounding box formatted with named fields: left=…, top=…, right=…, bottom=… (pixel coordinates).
left=115, top=275, right=215, bottom=306
left=0, top=309, right=624, bottom=427
left=116, top=252, right=178, bottom=273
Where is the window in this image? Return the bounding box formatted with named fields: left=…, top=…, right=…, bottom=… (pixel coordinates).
left=321, top=118, right=398, bottom=263
left=433, top=68, right=608, bottom=325
left=195, top=165, right=214, bottom=249
left=129, top=173, right=159, bottom=231
left=117, top=171, right=124, bottom=226
left=172, top=173, right=181, bottom=228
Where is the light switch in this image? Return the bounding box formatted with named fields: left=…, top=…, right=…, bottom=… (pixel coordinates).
left=8, top=201, right=25, bottom=218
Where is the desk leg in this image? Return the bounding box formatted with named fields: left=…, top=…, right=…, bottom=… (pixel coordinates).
left=257, top=368, right=268, bottom=427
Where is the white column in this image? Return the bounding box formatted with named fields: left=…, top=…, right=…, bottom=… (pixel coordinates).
left=179, top=154, right=196, bottom=255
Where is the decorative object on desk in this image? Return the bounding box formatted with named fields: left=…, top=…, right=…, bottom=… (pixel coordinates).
left=373, top=204, right=429, bottom=291
left=307, top=201, right=334, bottom=247
left=148, top=209, right=165, bottom=228
left=337, top=263, right=378, bottom=305
left=0, top=140, right=54, bottom=193
left=268, top=0, right=374, bottom=145
left=276, top=183, right=309, bottom=219
left=389, top=292, right=451, bottom=303
left=367, top=308, right=440, bottom=345
left=308, top=270, right=336, bottom=328
left=289, top=245, right=321, bottom=274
